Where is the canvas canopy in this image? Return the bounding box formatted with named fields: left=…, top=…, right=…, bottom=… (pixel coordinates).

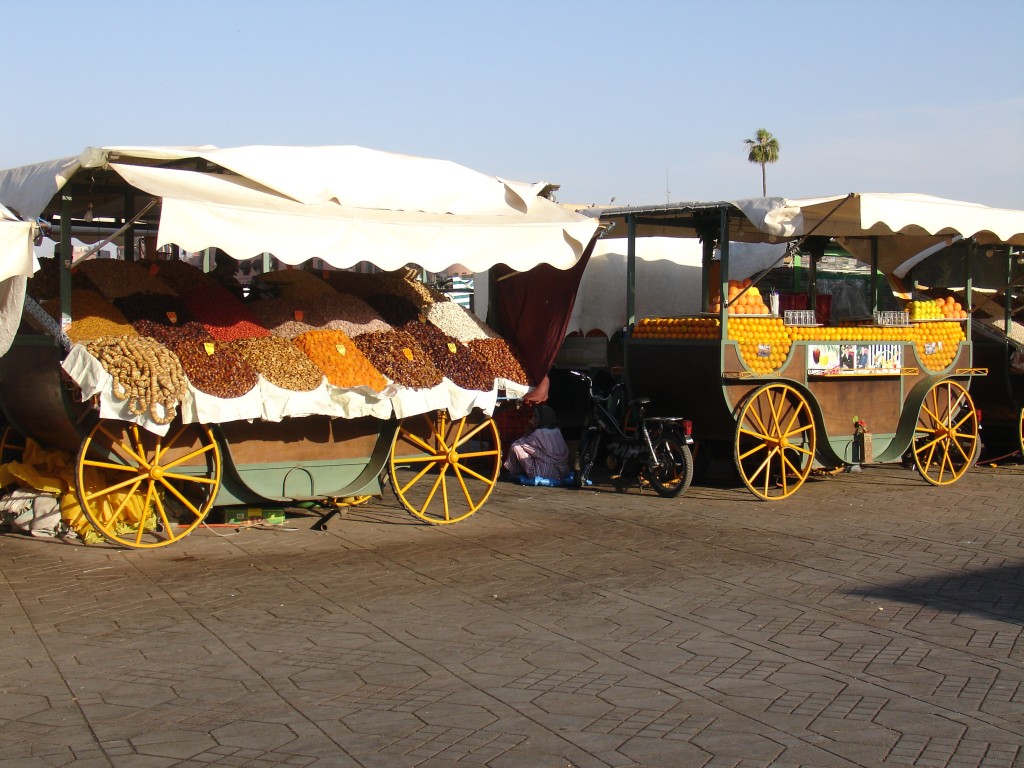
left=0, top=145, right=599, bottom=273
left=594, top=192, right=1024, bottom=277
left=0, top=202, right=36, bottom=282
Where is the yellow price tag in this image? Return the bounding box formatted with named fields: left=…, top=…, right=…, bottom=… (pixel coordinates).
left=402, top=347, right=414, bottom=361
left=166, top=311, right=177, bottom=324
left=204, top=342, right=216, bottom=356
left=335, top=344, right=346, bottom=356
left=447, top=342, right=457, bottom=354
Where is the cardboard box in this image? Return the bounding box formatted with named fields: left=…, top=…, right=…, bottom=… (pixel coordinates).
left=219, top=506, right=287, bottom=526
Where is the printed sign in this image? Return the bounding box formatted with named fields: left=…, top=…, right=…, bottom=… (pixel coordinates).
left=808, top=343, right=902, bottom=375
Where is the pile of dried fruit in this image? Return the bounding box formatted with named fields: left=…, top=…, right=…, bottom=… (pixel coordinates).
left=467, top=337, right=530, bottom=385
left=248, top=297, right=316, bottom=339
left=294, top=329, right=387, bottom=391
left=139, top=259, right=218, bottom=292
left=112, top=293, right=192, bottom=326
left=365, top=294, right=422, bottom=326
left=181, top=284, right=271, bottom=341
left=307, top=292, right=392, bottom=337
left=400, top=322, right=495, bottom=391
left=353, top=329, right=443, bottom=389
left=85, top=335, right=187, bottom=424
left=42, top=290, right=137, bottom=343
left=166, top=339, right=259, bottom=399
left=76, top=258, right=175, bottom=300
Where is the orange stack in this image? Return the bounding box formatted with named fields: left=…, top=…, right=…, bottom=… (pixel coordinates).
left=710, top=279, right=773, bottom=315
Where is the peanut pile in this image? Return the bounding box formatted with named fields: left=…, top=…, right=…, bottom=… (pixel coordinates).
left=294, top=329, right=387, bottom=391
left=229, top=337, right=325, bottom=392
left=85, top=335, right=187, bottom=424
left=353, top=329, right=443, bottom=389
left=401, top=321, right=495, bottom=391
left=468, top=338, right=530, bottom=385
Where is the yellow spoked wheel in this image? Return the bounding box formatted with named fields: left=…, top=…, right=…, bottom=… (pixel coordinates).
left=0, top=424, right=26, bottom=463
left=388, top=411, right=501, bottom=524
left=912, top=380, right=978, bottom=486
left=734, top=383, right=817, bottom=501
left=75, top=420, right=222, bottom=548
left=1018, top=407, right=1024, bottom=457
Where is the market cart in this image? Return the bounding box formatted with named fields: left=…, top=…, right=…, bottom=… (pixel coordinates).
left=0, top=145, right=598, bottom=546
left=589, top=194, right=1024, bottom=500
left=955, top=243, right=1024, bottom=456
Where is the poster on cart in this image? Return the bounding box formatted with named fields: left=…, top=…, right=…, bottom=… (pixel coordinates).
left=808, top=343, right=902, bottom=376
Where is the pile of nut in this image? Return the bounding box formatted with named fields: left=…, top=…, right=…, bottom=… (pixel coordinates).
left=229, top=337, right=325, bottom=392
left=46, top=260, right=533, bottom=422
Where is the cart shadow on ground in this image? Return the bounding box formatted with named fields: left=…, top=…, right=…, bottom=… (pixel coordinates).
left=845, top=561, right=1024, bottom=626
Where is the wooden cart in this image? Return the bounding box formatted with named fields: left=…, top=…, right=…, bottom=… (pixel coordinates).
left=588, top=195, right=1024, bottom=500
left=961, top=244, right=1024, bottom=456
left=0, top=145, right=598, bottom=547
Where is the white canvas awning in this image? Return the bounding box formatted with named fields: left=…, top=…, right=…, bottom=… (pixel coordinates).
left=593, top=193, right=1024, bottom=278
left=0, top=145, right=600, bottom=274
left=733, top=193, right=1024, bottom=245
left=0, top=202, right=36, bottom=282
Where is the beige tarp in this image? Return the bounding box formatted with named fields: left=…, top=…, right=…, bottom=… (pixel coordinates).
left=0, top=145, right=599, bottom=274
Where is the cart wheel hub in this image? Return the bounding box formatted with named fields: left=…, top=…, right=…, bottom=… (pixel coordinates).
left=149, top=465, right=164, bottom=480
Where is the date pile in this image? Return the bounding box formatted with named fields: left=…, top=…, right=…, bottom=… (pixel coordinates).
left=53, top=261, right=535, bottom=424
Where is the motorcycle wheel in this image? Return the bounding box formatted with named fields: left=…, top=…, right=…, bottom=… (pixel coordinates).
left=575, top=428, right=600, bottom=488
left=646, top=433, right=694, bottom=498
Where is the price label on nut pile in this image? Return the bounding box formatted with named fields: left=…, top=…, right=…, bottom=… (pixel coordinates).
left=402, top=347, right=415, bottom=361
left=166, top=311, right=177, bottom=324
left=335, top=344, right=346, bottom=356
left=294, top=310, right=304, bottom=322
left=204, top=342, right=216, bottom=356
left=447, top=342, right=457, bottom=354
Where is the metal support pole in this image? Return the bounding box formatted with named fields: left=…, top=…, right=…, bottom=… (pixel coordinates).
left=59, top=193, right=73, bottom=329
left=700, top=235, right=714, bottom=313
left=719, top=207, right=730, bottom=338
left=626, top=214, right=637, bottom=328
left=123, top=191, right=135, bottom=261
left=870, top=237, right=879, bottom=313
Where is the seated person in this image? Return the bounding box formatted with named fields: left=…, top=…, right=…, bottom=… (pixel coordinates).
left=503, top=404, right=570, bottom=485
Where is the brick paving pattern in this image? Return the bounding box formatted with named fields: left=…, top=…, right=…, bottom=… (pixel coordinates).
left=1, top=463, right=1022, bottom=767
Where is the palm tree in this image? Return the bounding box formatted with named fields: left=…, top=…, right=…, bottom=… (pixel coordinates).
left=744, top=129, right=780, bottom=197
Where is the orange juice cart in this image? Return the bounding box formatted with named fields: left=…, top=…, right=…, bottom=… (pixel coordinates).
left=0, top=145, right=599, bottom=546
left=589, top=194, right=1024, bottom=499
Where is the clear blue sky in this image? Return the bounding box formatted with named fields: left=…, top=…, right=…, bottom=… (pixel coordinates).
left=2, top=0, right=1021, bottom=209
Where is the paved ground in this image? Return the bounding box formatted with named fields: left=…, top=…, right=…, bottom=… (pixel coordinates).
left=1, top=462, right=1023, bottom=768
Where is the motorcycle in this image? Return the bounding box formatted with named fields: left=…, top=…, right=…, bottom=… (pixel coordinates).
left=571, top=370, right=694, bottom=497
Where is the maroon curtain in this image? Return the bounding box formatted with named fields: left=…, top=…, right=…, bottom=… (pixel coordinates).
left=492, top=237, right=596, bottom=385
